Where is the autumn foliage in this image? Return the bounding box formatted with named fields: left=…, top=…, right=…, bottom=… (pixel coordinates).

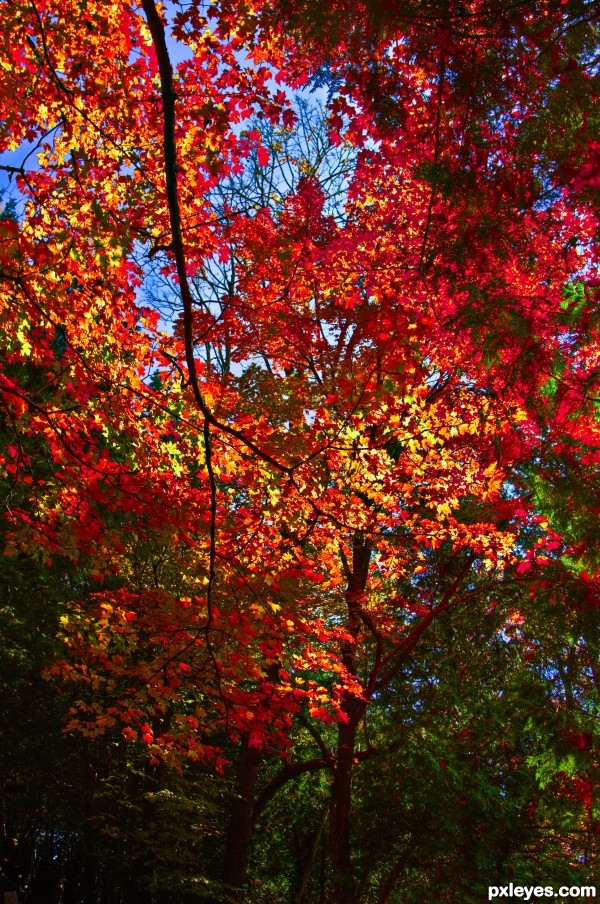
left=0, top=0, right=598, bottom=901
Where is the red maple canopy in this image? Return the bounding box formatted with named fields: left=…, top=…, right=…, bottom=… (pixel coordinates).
left=0, top=0, right=598, bottom=900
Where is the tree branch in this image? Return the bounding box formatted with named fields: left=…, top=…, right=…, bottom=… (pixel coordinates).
left=140, top=0, right=294, bottom=476
left=375, top=554, right=475, bottom=691
left=252, top=758, right=331, bottom=824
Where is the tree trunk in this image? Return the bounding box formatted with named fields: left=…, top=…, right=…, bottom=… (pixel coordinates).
left=329, top=535, right=371, bottom=904
left=330, top=714, right=360, bottom=904
left=222, top=735, right=261, bottom=902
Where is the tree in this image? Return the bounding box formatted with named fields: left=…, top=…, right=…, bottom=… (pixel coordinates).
left=0, top=0, right=598, bottom=901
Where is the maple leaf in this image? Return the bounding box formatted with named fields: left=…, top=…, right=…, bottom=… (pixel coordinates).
left=256, top=146, right=270, bottom=167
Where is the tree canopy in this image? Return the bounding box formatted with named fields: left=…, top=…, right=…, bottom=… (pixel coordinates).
left=0, top=0, right=598, bottom=901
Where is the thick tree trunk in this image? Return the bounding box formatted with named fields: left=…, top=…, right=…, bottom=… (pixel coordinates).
left=222, top=735, right=261, bottom=903
left=329, top=536, right=371, bottom=904
left=329, top=713, right=360, bottom=904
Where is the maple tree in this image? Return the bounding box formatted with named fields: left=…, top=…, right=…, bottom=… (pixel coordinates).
left=0, top=0, right=599, bottom=901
